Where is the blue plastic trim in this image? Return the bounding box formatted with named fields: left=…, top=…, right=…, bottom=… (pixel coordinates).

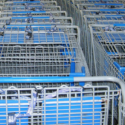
left=12, top=11, right=46, bottom=14
left=106, top=52, right=118, bottom=55
left=114, top=61, right=120, bottom=69
left=12, top=17, right=50, bottom=19
left=113, top=24, right=125, bottom=27
left=95, top=3, right=123, bottom=5
left=114, top=62, right=125, bottom=75
left=70, top=59, right=75, bottom=73
left=43, top=96, right=101, bottom=125
left=82, top=67, right=85, bottom=75
left=0, top=77, right=74, bottom=83
left=69, top=67, right=86, bottom=86
left=13, top=1, right=40, bottom=3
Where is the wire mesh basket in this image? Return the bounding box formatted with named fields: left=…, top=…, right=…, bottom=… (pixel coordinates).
left=83, top=15, right=125, bottom=54
left=0, top=25, right=89, bottom=77
left=0, top=77, right=124, bottom=125
left=89, top=24, right=125, bottom=79
left=55, top=0, right=125, bottom=80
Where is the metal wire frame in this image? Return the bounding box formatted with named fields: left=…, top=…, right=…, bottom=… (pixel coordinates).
left=55, top=0, right=125, bottom=81
left=0, top=44, right=81, bottom=76
left=0, top=11, right=67, bottom=17
left=0, top=76, right=124, bottom=125
left=0, top=1, right=57, bottom=6
left=76, top=3, right=124, bottom=10
left=83, top=15, right=125, bottom=54
left=0, top=6, right=61, bottom=12
left=0, top=17, right=73, bottom=25
left=56, top=0, right=125, bottom=48
left=56, top=0, right=84, bottom=48
left=88, top=24, right=125, bottom=79
left=90, top=24, right=125, bottom=57
left=0, top=25, right=90, bottom=77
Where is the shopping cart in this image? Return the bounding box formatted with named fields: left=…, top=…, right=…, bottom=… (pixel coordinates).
left=83, top=15, right=125, bottom=57
left=0, top=76, right=124, bottom=125
left=56, top=0, right=125, bottom=44
left=54, top=0, right=125, bottom=79
left=0, top=25, right=90, bottom=79
left=0, top=5, right=61, bottom=12
left=76, top=3, right=124, bottom=10
left=88, top=24, right=125, bottom=79
left=1, top=1, right=57, bottom=6
left=0, top=11, right=67, bottom=17
left=0, top=17, right=73, bottom=25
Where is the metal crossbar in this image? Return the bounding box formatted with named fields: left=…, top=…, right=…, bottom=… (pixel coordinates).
left=0, top=11, right=67, bottom=17
left=76, top=3, right=124, bottom=10
left=0, top=6, right=61, bottom=12
left=0, top=17, right=73, bottom=25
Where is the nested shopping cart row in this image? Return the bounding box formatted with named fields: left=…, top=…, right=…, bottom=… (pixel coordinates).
left=0, top=25, right=89, bottom=79
left=82, top=14, right=125, bottom=78
left=0, top=1, right=124, bottom=125
left=83, top=15, right=125, bottom=51
left=0, top=1, right=94, bottom=125
left=89, top=24, right=125, bottom=76
left=57, top=0, right=125, bottom=77
left=45, top=1, right=125, bottom=125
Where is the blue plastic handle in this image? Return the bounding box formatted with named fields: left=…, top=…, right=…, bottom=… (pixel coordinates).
left=95, top=3, right=123, bottom=5
left=0, top=77, right=74, bottom=83
left=13, top=11, right=46, bottom=14
left=13, top=1, right=40, bottom=3
left=113, top=24, right=125, bottom=27
left=12, top=17, right=50, bottom=19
